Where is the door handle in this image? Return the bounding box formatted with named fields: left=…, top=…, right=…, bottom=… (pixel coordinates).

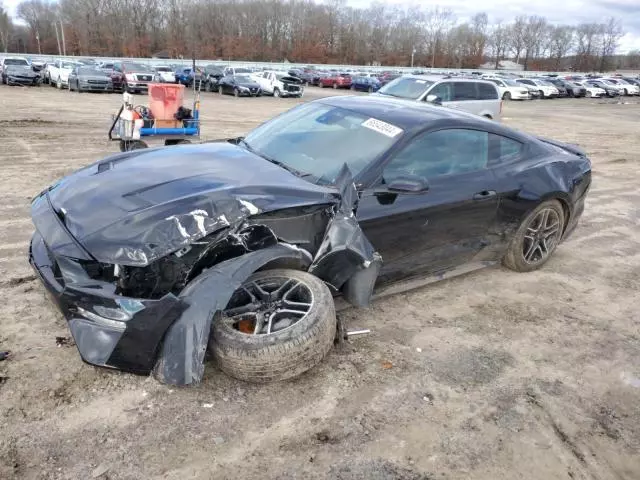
left=473, top=190, right=497, bottom=200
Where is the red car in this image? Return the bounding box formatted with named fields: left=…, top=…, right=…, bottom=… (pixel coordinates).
left=319, top=73, right=352, bottom=89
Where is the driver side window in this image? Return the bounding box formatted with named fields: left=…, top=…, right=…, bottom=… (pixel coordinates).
left=383, top=129, right=489, bottom=182
left=426, top=82, right=452, bottom=102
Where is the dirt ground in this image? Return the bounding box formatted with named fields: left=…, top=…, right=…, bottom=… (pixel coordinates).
left=0, top=85, right=639, bottom=480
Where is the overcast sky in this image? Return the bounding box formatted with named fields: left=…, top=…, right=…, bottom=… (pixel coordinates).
left=3, top=0, right=639, bottom=52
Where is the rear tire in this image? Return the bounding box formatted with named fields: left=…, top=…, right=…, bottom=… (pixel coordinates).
left=503, top=200, right=565, bottom=273
left=210, top=269, right=337, bottom=383
left=502, top=91, right=512, bottom=101
left=538, top=90, right=544, bottom=99
left=273, top=88, right=281, bottom=97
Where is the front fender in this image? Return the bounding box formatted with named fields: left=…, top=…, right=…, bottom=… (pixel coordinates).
left=152, top=243, right=311, bottom=385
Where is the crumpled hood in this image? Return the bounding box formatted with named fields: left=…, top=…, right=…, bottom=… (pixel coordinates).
left=41, top=142, right=337, bottom=266
left=6, top=65, right=36, bottom=76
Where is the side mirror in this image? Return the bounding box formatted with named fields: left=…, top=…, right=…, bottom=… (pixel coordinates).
left=426, top=94, right=442, bottom=105
left=387, top=175, right=429, bottom=193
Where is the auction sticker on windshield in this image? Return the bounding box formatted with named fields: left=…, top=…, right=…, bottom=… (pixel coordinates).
left=361, top=118, right=404, bottom=138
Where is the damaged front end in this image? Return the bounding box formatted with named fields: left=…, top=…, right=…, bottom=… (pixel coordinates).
left=29, top=159, right=380, bottom=385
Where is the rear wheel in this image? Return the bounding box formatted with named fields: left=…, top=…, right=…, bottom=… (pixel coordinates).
left=273, top=88, right=281, bottom=97
left=503, top=200, right=565, bottom=273
left=210, top=269, right=337, bottom=383
left=502, top=91, right=512, bottom=101
left=119, top=140, right=148, bottom=152
left=56, top=77, right=62, bottom=89
left=538, top=90, right=544, bottom=99
left=234, top=88, right=240, bottom=97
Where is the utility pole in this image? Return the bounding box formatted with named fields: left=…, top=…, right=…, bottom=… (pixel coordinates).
left=59, top=21, right=66, bottom=56
left=53, top=21, right=62, bottom=56
left=411, top=47, right=416, bottom=68
left=35, top=31, right=41, bottom=54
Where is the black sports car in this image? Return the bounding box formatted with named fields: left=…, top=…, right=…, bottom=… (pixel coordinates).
left=29, top=96, right=591, bottom=386
left=217, top=74, right=261, bottom=96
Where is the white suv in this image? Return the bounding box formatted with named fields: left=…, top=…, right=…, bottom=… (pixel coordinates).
left=515, top=78, right=559, bottom=99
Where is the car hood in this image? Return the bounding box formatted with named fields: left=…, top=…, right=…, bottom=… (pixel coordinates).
left=236, top=82, right=260, bottom=88
left=6, top=65, right=36, bottom=75
left=39, top=142, right=337, bottom=266
left=78, top=74, right=110, bottom=81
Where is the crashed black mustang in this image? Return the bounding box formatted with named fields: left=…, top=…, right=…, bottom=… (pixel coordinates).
left=29, top=96, right=591, bottom=386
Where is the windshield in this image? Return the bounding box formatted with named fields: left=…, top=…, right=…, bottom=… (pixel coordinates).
left=242, top=103, right=402, bottom=183
left=378, top=77, right=434, bottom=99
left=156, top=66, right=172, bottom=72
left=235, top=75, right=253, bottom=82
left=4, top=58, right=29, bottom=66
left=78, top=67, right=102, bottom=75
left=234, top=68, right=251, bottom=74
left=123, top=63, right=151, bottom=72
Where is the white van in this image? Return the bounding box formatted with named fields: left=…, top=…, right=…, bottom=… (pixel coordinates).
left=375, top=75, right=502, bottom=120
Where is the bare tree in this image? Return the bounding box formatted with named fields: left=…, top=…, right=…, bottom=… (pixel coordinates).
left=489, top=21, right=510, bottom=69
left=522, top=16, right=547, bottom=70
left=423, top=7, right=455, bottom=67
left=599, top=17, right=624, bottom=72
left=575, top=23, right=602, bottom=72
left=0, top=1, right=11, bottom=52
left=548, top=25, right=574, bottom=70
left=509, top=16, right=526, bottom=65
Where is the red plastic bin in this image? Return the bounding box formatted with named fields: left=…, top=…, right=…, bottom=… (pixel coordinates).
left=148, top=83, right=185, bottom=121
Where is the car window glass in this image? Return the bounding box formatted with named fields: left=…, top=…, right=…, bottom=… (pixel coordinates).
left=427, top=82, right=452, bottom=102
left=453, top=82, right=478, bottom=101
left=478, top=82, right=498, bottom=100
left=489, top=134, right=524, bottom=166
left=384, top=129, right=489, bottom=181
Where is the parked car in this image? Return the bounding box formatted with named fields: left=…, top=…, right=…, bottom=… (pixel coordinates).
left=97, top=64, right=125, bottom=92
left=174, top=67, right=204, bottom=88
left=47, top=59, right=80, bottom=89
left=319, top=73, right=352, bottom=89
left=483, top=77, right=530, bottom=100
left=254, top=71, right=304, bottom=97
left=537, top=79, right=567, bottom=97
left=602, top=78, right=640, bottom=95
left=515, top=78, right=559, bottom=99
left=114, top=62, right=154, bottom=94
left=573, top=81, right=606, bottom=98
left=620, top=77, right=640, bottom=87
left=223, top=66, right=253, bottom=77
left=203, top=65, right=225, bottom=92
left=1, top=57, right=39, bottom=86
left=28, top=95, right=592, bottom=386
left=68, top=66, right=113, bottom=92
left=153, top=65, right=176, bottom=83
left=376, top=75, right=502, bottom=119
left=351, top=76, right=381, bottom=93
left=379, top=73, right=401, bottom=87
left=584, top=80, right=620, bottom=97
left=548, top=78, right=586, bottom=97
left=217, top=74, right=262, bottom=97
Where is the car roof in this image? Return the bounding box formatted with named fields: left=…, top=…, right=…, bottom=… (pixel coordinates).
left=314, top=95, right=504, bottom=133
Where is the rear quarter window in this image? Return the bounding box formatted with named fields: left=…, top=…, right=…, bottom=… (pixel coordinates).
left=489, top=134, right=524, bottom=166
left=452, top=82, right=477, bottom=101
left=478, top=82, right=498, bottom=100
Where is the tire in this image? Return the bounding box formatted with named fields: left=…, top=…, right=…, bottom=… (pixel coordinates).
left=332, top=83, right=337, bottom=89
left=273, top=88, right=281, bottom=98
left=586, top=91, right=592, bottom=98
left=538, top=90, right=544, bottom=99
left=234, top=88, right=240, bottom=97
left=210, top=269, right=337, bottom=383
left=623, top=88, right=629, bottom=96
left=503, top=200, right=565, bottom=273
left=368, top=86, right=373, bottom=93
left=56, top=77, right=62, bottom=89
left=502, top=91, right=512, bottom=101
left=219, top=87, right=224, bottom=96
left=120, top=140, right=148, bottom=151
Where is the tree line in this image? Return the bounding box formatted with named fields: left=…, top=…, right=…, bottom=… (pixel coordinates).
left=1, top=0, right=639, bottom=71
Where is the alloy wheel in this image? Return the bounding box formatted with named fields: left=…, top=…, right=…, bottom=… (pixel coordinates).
left=221, top=277, right=314, bottom=336
left=522, top=208, right=561, bottom=264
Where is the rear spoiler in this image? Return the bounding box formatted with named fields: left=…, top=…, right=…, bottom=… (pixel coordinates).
left=537, top=137, right=586, bottom=157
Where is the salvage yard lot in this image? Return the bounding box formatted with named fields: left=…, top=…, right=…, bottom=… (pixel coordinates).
left=1, top=86, right=639, bottom=480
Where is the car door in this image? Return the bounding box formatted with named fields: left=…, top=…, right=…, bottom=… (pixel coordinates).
left=356, top=128, right=499, bottom=283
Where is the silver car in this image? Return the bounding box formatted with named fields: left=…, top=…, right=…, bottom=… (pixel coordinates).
left=375, top=75, right=502, bottom=120
left=68, top=66, right=113, bottom=92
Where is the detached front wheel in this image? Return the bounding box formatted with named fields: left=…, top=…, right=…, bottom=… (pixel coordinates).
left=210, top=269, right=337, bottom=383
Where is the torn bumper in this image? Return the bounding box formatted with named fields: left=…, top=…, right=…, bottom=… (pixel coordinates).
left=29, top=231, right=183, bottom=374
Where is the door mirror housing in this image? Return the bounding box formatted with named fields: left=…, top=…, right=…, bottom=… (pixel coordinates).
left=387, top=175, right=429, bottom=193
left=426, top=94, right=442, bottom=105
